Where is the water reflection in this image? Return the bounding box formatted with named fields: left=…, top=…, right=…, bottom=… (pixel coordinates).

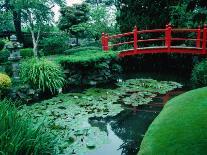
left=88, top=109, right=160, bottom=155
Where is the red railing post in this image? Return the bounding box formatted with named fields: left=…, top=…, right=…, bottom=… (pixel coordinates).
left=168, top=24, right=172, bottom=52
left=134, top=26, right=138, bottom=52
left=102, top=33, right=109, bottom=51
left=202, top=24, right=207, bottom=54
left=196, top=26, right=201, bottom=48
left=165, top=24, right=168, bottom=47
left=165, top=24, right=172, bottom=52
left=105, top=34, right=109, bottom=51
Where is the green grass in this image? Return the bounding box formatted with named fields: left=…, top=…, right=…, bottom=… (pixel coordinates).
left=0, top=99, right=55, bottom=155
left=138, top=87, right=207, bottom=155
left=53, top=50, right=118, bottom=64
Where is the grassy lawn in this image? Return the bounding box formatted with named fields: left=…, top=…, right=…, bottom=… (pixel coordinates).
left=138, top=87, right=207, bottom=155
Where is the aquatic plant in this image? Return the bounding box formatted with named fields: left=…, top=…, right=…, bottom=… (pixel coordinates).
left=20, top=78, right=182, bottom=154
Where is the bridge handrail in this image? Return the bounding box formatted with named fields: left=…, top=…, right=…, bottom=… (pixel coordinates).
left=101, top=24, right=207, bottom=53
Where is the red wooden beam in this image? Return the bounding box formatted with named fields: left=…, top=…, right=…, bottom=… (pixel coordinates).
left=196, top=26, right=201, bottom=48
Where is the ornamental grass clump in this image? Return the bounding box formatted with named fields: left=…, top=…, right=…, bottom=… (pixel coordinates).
left=0, top=99, right=55, bottom=154
left=20, top=58, right=65, bottom=93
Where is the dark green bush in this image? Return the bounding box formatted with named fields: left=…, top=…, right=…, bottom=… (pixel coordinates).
left=64, top=46, right=101, bottom=55
left=40, top=34, right=69, bottom=55
left=0, top=99, right=55, bottom=154
left=0, top=40, right=5, bottom=51
left=191, top=60, right=207, bottom=87
left=0, top=49, right=9, bottom=63
left=20, top=48, right=33, bottom=58
left=55, top=50, right=117, bottom=64
left=20, top=58, right=65, bottom=93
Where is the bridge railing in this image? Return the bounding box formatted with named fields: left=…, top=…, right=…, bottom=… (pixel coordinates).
left=101, top=24, right=207, bottom=54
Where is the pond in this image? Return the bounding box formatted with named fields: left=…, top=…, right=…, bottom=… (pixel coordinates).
left=20, top=76, right=185, bottom=155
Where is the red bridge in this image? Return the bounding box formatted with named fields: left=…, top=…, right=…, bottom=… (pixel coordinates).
left=101, top=24, right=207, bottom=57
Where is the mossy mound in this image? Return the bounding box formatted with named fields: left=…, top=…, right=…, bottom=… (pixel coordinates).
left=138, top=87, right=207, bottom=155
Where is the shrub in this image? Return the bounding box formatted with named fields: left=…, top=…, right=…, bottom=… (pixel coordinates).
left=20, top=58, right=65, bottom=93
left=64, top=46, right=101, bottom=55
left=20, top=48, right=33, bottom=58
left=0, top=40, right=5, bottom=51
left=191, top=60, right=207, bottom=87
left=0, top=49, right=9, bottom=63
left=40, top=34, right=69, bottom=55
left=0, top=99, right=55, bottom=154
left=0, top=73, right=11, bottom=90
left=138, top=87, right=207, bottom=155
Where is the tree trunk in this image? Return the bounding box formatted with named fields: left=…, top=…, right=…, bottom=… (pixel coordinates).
left=31, top=30, right=38, bottom=57
left=76, top=37, right=79, bottom=45
left=13, top=10, right=24, bottom=43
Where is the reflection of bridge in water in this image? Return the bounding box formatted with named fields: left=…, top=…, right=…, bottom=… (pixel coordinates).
left=102, top=24, right=207, bottom=57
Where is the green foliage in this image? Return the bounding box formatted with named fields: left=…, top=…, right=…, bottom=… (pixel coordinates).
left=0, top=49, right=9, bottom=63
left=139, top=87, right=207, bottom=155
left=64, top=46, right=101, bottom=55
left=54, top=50, right=117, bottom=64
left=0, top=12, right=15, bottom=33
left=116, top=0, right=177, bottom=32
left=0, top=99, right=55, bottom=155
left=82, top=5, right=119, bottom=40
left=58, top=3, right=90, bottom=38
left=20, top=58, right=65, bottom=93
left=20, top=48, right=33, bottom=58
left=191, top=60, right=207, bottom=87
left=40, top=34, right=69, bottom=55
left=170, top=0, right=207, bottom=28
left=0, top=73, right=11, bottom=90
left=0, top=40, right=5, bottom=51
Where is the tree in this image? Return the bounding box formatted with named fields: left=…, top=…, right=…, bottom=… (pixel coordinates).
left=116, top=0, right=178, bottom=32
left=85, top=0, right=115, bottom=6
left=58, top=3, right=89, bottom=44
left=170, top=0, right=207, bottom=28
left=13, top=0, right=64, bottom=56
left=82, top=5, right=118, bottom=40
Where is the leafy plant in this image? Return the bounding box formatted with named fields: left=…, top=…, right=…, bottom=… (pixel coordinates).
left=0, top=99, right=55, bottom=155
left=0, top=40, right=5, bottom=51
left=0, top=73, right=11, bottom=90
left=191, top=60, right=207, bottom=87
left=0, top=49, right=9, bottom=63
left=64, top=46, right=101, bottom=55
left=20, top=58, right=65, bottom=93
left=20, top=48, right=33, bottom=58
left=40, top=34, right=69, bottom=55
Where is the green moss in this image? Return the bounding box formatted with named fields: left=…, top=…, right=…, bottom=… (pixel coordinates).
left=53, top=50, right=118, bottom=64
left=138, top=87, right=207, bottom=155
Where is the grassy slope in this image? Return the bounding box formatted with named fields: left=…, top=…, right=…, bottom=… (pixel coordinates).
left=138, top=87, right=207, bottom=155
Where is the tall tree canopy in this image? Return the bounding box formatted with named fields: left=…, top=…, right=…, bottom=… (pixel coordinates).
left=170, top=0, right=207, bottom=28
left=58, top=3, right=89, bottom=43
left=116, top=0, right=178, bottom=32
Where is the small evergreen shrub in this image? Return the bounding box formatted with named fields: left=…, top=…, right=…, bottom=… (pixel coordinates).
left=191, top=60, right=207, bottom=87
left=0, top=73, right=11, bottom=90
left=20, top=58, right=65, bottom=93
left=0, top=40, right=5, bottom=51
left=0, top=99, right=55, bottom=154
left=40, top=35, right=69, bottom=55
left=64, top=46, right=101, bottom=55
left=0, top=49, right=10, bottom=63
left=20, top=48, right=33, bottom=58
